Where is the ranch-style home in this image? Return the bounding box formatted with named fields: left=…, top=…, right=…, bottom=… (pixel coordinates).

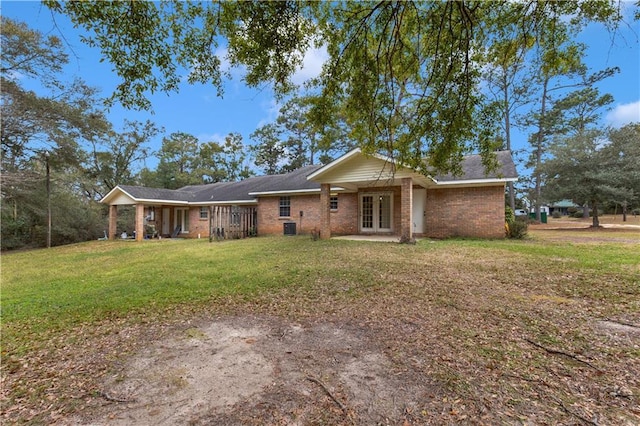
left=101, top=148, right=518, bottom=241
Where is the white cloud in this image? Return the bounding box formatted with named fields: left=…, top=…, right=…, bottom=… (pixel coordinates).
left=214, top=46, right=235, bottom=75
left=291, top=45, right=329, bottom=86
left=196, top=132, right=226, bottom=144
left=255, top=98, right=281, bottom=129
left=606, top=100, right=640, bottom=127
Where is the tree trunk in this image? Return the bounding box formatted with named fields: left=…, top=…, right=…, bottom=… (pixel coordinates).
left=533, top=77, right=549, bottom=222
left=622, top=201, right=627, bottom=222
left=503, top=75, right=516, bottom=212
left=591, top=201, right=600, bottom=227
left=46, top=154, right=51, bottom=249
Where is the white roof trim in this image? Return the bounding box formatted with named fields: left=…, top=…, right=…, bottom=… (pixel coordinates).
left=305, top=148, right=397, bottom=181
left=131, top=198, right=189, bottom=205
left=100, top=186, right=256, bottom=206
left=100, top=186, right=190, bottom=205
left=100, top=185, right=135, bottom=204
left=306, top=148, right=362, bottom=180
left=308, top=148, right=434, bottom=183
left=249, top=187, right=345, bottom=196
left=434, top=177, right=517, bottom=186
left=196, top=200, right=258, bottom=206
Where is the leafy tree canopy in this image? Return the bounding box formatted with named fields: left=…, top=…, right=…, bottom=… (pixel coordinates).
left=44, top=1, right=625, bottom=174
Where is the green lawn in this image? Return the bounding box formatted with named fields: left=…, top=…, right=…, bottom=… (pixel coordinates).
left=3, top=234, right=639, bottom=348
left=2, top=231, right=639, bottom=424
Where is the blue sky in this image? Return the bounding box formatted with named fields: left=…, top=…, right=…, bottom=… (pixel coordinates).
left=3, top=1, right=639, bottom=173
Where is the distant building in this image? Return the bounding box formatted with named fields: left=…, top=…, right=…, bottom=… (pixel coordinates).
left=548, top=199, right=580, bottom=216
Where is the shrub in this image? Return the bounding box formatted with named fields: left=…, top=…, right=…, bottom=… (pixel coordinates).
left=572, top=210, right=585, bottom=218
left=632, top=208, right=640, bottom=216
left=552, top=211, right=562, bottom=219
left=505, top=206, right=515, bottom=224
left=506, top=218, right=528, bottom=239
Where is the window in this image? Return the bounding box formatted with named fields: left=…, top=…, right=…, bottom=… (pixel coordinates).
left=199, top=207, right=209, bottom=219
left=279, top=196, right=291, bottom=217
left=330, top=196, right=338, bottom=211
left=146, top=206, right=155, bottom=221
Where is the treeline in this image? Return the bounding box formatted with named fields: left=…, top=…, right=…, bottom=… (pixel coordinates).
left=0, top=17, right=352, bottom=250
left=3, top=3, right=640, bottom=249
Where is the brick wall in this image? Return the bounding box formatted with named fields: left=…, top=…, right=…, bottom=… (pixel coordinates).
left=257, top=195, right=319, bottom=235
left=331, top=193, right=358, bottom=235
left=425, top=185, right=506, bottom=238
left=145, top=184, right=505, bottom=240
left=187, top=207, right=209, bottom=238
left=257, top=193, right=359, bottom=236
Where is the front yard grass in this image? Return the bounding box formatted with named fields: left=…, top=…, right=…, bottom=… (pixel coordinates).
left=2, top=229, right=639, bottom=424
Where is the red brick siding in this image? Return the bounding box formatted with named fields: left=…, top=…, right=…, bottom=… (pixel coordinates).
left=257, top=195, right=321, bottom=235
left=186, top=207, right=209, bottom=238
left=257, top=193, right=359, bottom=236
left=425, top=185, right=506, bottom=238
left=145, top=184, right=505, bottom=239
left=320, top=184, right=331, bottom=239
left=400, top=178, right=412, bottom=240
left=330, top=193, right=358, bottom=235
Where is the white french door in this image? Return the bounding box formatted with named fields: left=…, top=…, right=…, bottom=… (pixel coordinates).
left=360, top=193, right=393, bottom=233
left=174, top=208, right=189, bottom=234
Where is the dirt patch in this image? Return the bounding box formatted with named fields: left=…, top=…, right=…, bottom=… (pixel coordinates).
left=596, top=320, right=640, bottom=339
left=66, top=316, right=432, bottom=425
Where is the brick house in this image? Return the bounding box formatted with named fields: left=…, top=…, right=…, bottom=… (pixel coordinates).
left=101, top=149, right=517, bottom=241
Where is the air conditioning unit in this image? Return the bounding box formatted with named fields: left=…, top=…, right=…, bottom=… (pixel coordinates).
left=283, top=222, right=297, bottom=236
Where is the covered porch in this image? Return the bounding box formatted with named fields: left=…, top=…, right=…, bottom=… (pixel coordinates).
left=308, top=149, right=433, bottom=242
left=101, top=186, right=258, bottom=241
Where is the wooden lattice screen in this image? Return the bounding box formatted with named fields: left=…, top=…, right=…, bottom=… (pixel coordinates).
left=208, top=206, right=257, bottom=241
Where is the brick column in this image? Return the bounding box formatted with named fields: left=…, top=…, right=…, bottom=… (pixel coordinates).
left=400, top=178, right=413, bottom=242
left=109, top=205, right=118, bottom=240
left=135, top=204, right=145, bottom=241
left=320, top=183, right=331, bottom=239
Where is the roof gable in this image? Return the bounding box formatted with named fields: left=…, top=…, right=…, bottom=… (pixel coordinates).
left=309, top=149, right=517, bottom=187
left=307, top=149, right=432, bottom=188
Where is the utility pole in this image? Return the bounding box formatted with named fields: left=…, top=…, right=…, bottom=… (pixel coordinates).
left=45, top=151, right=51, bottom=248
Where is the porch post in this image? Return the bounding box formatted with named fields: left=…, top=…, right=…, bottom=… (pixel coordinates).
left=135, top=204, right=145, bottom=241
left=320, top=183, right=331, bottom=239
left=108, top=205, right=118, bottom=240
left=400, top=177, right=413, bottom=242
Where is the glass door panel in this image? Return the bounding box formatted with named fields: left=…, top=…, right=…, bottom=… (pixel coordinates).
left=360, top=193, right=392, bottom=233
left=361, top=195, right=374, bottom=231
left=378, top=194, right=391, bottom=231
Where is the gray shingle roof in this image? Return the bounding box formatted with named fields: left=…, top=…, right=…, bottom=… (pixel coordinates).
left=117, top=165, right=323, bottom=204
left=114, top=152, right=516, bottom=204
left=118, top=185, right=197, bottom=201
left=188, top=164, right=323, bottom=202
left=431, top=151, right=517, bottom=182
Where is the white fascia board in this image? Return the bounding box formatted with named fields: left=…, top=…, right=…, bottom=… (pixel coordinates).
left=434, top=177, right=517, bottom=187
left=196, top=200, right=258, bottom=206
left=134, top=198, right=190, bottom=205
left=100, top=186, right=135, bottom=204
left=249, top=187, right=345, bottom=196
left=307, top=148, right=426, bottom=182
